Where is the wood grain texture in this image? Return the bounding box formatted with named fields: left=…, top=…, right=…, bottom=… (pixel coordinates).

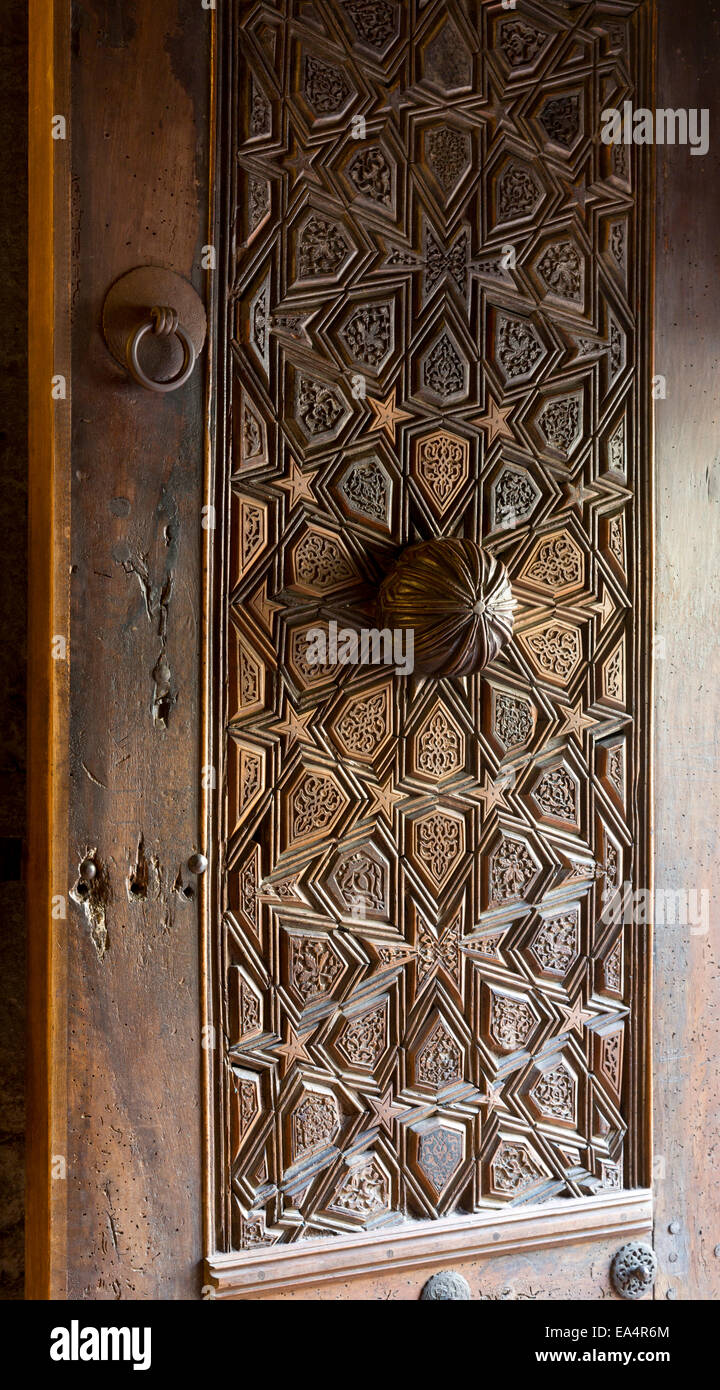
left=653, top=0, right=720, bottom=1303
left=32, top=0, right=720, bottom=1303
left=208, top=1188, right=651, bottom=1297
left=60, top=0, right=210, bottom=1298
left=248, top=1233, right=636, bottom=1301
left=26, top=0, right=71, bottom=1302
left=206, top=0, right=655, bottom=1287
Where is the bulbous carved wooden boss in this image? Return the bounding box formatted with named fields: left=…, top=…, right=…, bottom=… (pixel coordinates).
left=379, top=538, right=515, bottom=678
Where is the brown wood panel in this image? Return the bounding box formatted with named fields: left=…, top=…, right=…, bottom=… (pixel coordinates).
left=57, top=0, right=210, bottom=1299
left=206, top=0, right=655, bottom=1290
left=27, top=0, right=72, bottom=1303
left=653, top=0, right=720, bottom=1303
left=251, top=1232, right=635, bottom=1301
left=29, top=0, right=720, bottom=1304
left=208, top=1188, right=651, bottom=1296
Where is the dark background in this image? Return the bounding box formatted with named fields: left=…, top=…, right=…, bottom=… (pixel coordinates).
left=0, top=0, right=27, bottom=1301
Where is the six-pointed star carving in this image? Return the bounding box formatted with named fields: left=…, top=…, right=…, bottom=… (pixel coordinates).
left=365, top=1087, right=406, bottom=1136
left=367, top=388, right=412, bottom=442
left=472, top=393, right=515, bottom=446
left=277, top=459, right=315, bottom=508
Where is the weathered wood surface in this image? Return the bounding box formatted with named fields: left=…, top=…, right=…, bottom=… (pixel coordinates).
left=652, top=0, right=720, bottom=1303
left=60, top=0, right=210, bottom=1298
left=251, top=1233, right=632, bottom=1301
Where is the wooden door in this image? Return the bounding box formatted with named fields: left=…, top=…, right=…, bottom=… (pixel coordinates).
left=205, top=0, right=653, bottom=1298
left=28, top=0, right=720, bottom=1302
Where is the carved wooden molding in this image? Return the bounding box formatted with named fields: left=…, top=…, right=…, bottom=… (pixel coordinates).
left=206, top=1188, right=653, bottom=1298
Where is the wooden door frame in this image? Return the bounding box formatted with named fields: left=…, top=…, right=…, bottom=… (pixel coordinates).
left=27, top=0, right=211, bottom=1300
left=27, top=0, right=71, bottom=1301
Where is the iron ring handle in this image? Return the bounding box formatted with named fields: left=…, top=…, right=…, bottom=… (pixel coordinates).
left=126, top=304, right=196, bottom=392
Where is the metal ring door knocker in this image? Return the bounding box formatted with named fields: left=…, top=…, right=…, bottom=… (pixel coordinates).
left=102, top=266, right=207, bottom=393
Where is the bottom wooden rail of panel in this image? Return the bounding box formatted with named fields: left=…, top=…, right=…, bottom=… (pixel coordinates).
left=206, top=1188, right=652, bottom=1298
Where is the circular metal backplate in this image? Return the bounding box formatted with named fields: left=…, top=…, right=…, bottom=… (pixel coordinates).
left=420, top=1270, right=472, bottom=1301
left=610, top=1242, right=658, bottom=1300
left=102, top=266, right=207, bottom=383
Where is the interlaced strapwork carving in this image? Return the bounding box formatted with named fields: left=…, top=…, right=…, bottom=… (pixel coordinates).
left=216, top=0, right=652, bottom=1254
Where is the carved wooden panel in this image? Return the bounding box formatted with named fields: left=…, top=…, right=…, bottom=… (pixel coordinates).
left=208, top=0, right=653, bottom=1259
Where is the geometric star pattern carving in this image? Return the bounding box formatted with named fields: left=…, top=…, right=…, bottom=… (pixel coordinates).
left=214, top=0, right=653, bottom=1253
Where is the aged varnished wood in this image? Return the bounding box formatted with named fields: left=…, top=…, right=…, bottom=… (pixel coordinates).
left=26, top=0, right=720, bottom=1304
left=652, top=0, right=720, bottom=1302
left=27, top=0, right=212, bottom=1299
left=205, top=0, right=655, bottom=1281
left=27, top=0, right=72, bottom=1301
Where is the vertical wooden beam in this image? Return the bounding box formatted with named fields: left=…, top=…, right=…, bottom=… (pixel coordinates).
left=26, top=0, right=71, bottom=1299
left=62, top=0, right=210, bottom=1299
left=28, top=0, right=211, bottom=1299
left=654, top=0, right=720, bottom=1301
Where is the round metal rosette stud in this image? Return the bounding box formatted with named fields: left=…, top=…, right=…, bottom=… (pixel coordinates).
left=378, top=538, right=515, bottom=678
left=610, top=1242, right=658, bottom=1300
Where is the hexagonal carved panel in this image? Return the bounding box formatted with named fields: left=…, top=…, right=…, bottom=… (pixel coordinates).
left=412, top=700, right=465, bottom=781
left=412, top=429, right=469, bottom=515
left=411, top=809, right=465, bottom=891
